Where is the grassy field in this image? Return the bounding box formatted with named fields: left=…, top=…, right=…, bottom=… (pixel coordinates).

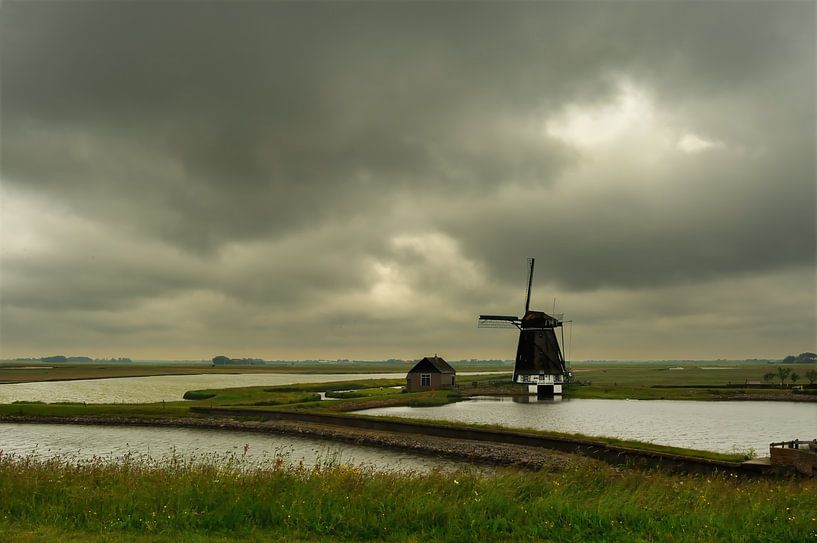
left=570, top=362, right=815, bottom=386
left=0, top=363, right=296, bottom=384
left=0, top=451, right=814, bottom=543
left=564, top=362, right=817, bottom=401
left=0, top=362, right=504, bottom=384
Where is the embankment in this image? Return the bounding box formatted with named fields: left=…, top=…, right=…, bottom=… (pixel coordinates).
left=192, top=407, right=773, bottom=475
left=2, top=409, right=777, bottom=475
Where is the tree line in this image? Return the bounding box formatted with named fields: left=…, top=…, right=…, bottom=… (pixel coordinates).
left=781, top=352, right=817, bottom=364
left=763, top=366, right=817, bottom=387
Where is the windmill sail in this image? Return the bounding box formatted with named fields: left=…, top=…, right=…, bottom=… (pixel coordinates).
left=478, top=315, right=520, bottom=329
left=524, top=257, right=534, bottom=313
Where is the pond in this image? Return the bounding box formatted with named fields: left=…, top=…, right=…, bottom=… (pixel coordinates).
left=0, top=422, right=465, bottom=473
left=0, top=373, right=410, bottom=404
left=355, top=397, right=817, bottom=454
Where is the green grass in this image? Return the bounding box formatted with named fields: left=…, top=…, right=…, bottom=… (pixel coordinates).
left=262, top=378, right=408, bottom=393
left=0, top=452, right=814, bottom=542
left=0, top=364, right=304, bottom=384
left=179, top=379, right=409, bottom=407
left=555, top=363, right=817, bottom=401
left=324, top=387, right=403, bottom=399
left=0, top=401, right=194, bottom=419
left=563, top=384, right=795, bottom=401
left=570, top=363, right=817, bottom=387
left=182, top=386, right=322, bottom=406
left=181, top=391, right=216, bottom=400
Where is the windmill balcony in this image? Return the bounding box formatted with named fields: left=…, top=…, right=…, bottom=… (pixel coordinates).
left=516, top=374, right=563, bottom=385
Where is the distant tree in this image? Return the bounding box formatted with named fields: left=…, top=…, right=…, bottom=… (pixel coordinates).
left=776, top=366, right=791, bottom=388
left=790, top=372, right=799, bottom=384
left=796, top=352, right=817, bottom=363
left=782, top=355, right=796, bottom=364
left=212, top=355, right=231, bottom=366
left=40, top=355, right=67, bottom=363
left=763, top=372, right=776, bottom=384
left=806, top=369, right=817, bottom=385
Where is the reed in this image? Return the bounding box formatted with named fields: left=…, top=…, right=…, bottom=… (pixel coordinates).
left=1, top=450, right=813, bottom=542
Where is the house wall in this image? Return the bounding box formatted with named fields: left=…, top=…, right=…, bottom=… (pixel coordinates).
left=406, top=372, right=455, bottom=392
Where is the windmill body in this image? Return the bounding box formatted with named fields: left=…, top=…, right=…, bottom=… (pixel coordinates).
left=479, top=259, right=568, bottom=397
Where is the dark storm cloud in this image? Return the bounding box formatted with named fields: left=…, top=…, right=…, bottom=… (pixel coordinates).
left=445, top=139, right=815, bottom=291
left=3, top=1, right=586, bottom=253
left=1, top=1, right=814, bottom=359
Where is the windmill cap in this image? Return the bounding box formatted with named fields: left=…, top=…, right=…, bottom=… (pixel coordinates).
left=522, top=311, right=562, bottom=327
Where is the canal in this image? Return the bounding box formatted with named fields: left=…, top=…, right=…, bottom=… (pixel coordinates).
left=0, top=422, right=465, bottom=472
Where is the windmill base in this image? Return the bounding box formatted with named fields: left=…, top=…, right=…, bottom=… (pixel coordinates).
left=529, top=384, right=562, bottom=397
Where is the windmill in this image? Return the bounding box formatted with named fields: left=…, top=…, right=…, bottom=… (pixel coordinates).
left=478, top=258, right=568, bottom=397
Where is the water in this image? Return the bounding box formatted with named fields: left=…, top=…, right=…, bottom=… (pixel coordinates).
left=0, top=373, right=409, bottom=404
left=0, top=422, right=464, bottom=472
left=356, top=397, right=817, bottom=454
left=3, top=374, right=813, bottom=456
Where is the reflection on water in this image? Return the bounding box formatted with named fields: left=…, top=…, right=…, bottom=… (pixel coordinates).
left=357, top=398, right=817, bottom=453
left=0, top=423, right=464, bottom=473
left=502, top=395, right=563, bottom=404
left=0, top=373, right=408, bottom=404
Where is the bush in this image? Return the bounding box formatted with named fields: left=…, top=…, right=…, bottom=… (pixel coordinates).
left=253, top=394, right=320, bottom=405
left=793, top=389, right=817, bottom=396
left=183, top=391, right=216, bottom=400
left=325, top=391, right=366, bottom=399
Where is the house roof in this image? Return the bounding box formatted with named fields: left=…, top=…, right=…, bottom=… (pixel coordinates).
left=408, top=356, right=456, bottom=374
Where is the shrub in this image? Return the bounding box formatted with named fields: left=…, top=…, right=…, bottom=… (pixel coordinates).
left=183, top=391, right=216, bottom=400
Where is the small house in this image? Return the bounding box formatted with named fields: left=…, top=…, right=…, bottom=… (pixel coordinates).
left=406, top=356, right=456, bottom=392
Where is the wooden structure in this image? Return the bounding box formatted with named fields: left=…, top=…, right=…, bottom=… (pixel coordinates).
left=479, top=258, right=568, bottom=397
left=770, top=439, right=817, bottom=476
left=406, top=356, right=456, bottom=392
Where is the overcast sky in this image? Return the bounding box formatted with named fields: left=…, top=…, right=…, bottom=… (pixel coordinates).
left=1, top=1, right=814, bottom=361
